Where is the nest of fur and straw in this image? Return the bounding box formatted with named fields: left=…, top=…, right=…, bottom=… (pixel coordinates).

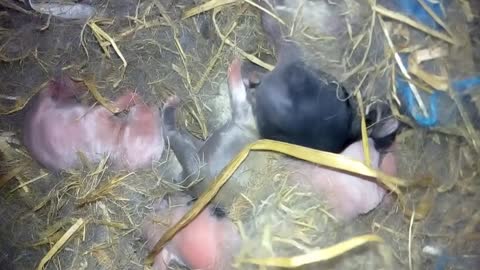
left=0, top=0, right=479, bottom=269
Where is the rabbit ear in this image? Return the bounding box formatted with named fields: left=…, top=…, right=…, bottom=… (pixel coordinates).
left=49, top=73, right=89, bottom=102
left=371, top=118, right=401, bottom=152
left=50, top=75, right=75, bottom=100
left=52, top=64, right=63, bottom=81
left=49, top=62, right=70, bottom=99
left=244, top=71, right=262, bottom=88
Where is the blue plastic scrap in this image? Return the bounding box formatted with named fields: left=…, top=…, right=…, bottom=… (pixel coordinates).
left=433, top=252, right=452, bottom=270
left=453, top=77, right=480, bottom=93
left=393, top=0, right=480, bottom=128
left=398, top=0, right=445, bottom=29
left=396, top=73, right=440, bottom=127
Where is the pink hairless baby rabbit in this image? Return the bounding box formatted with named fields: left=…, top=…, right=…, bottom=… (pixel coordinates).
left=23, top=75, right=164, bottom=172
left=143, top=194, right=241, bottom=270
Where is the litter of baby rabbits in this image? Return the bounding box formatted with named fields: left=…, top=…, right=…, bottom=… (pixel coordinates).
left=0, top=0, right=479, bottom=270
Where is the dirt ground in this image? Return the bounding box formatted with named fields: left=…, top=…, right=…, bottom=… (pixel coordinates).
left=0, top=0, right=479, bottom=270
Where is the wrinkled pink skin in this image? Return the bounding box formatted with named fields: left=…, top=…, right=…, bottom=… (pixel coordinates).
left=23, top=75, right=164, bottom=171
left=142, top=195, right=241, bottom=270
left=287, top=138, right=397, bottom=221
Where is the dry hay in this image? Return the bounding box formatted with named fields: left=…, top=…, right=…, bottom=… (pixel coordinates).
left=0, top=0, right=479, bottom=269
